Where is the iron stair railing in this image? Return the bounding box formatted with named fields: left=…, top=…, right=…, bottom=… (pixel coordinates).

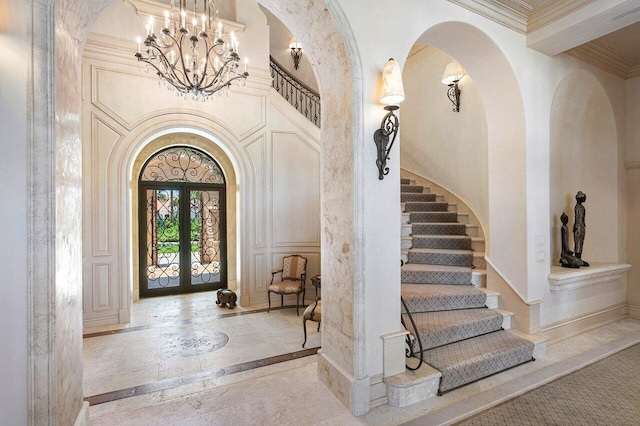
left=270, top=56, right=321, bottom=127
left=401, top=296, right=425, bottom=371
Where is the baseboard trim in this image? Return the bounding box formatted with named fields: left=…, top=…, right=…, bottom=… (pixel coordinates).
left=83, top=315, right=120, bottom=329
left=542, top=304, right=627, bottom=344
left=318, top=351, right=370, bottom=416
left=628, top=304, right=640, bottom=319
left=73, top=401, right=90, bottom=426
left=369, top=373, right=388, bottom=408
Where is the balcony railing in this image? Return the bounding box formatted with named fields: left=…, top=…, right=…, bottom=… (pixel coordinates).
left=270, top=56, right=321, bottom=128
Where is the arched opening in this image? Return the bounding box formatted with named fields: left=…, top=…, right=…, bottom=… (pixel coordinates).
left=138, top=146, right=228, bottom=297
left=401, top=44, right=489, bottom=237
left=411, top=21, right=529, bottom=300
left=29, top=0, right=364, bottom=422
left=549, top=71, right=619, bottom=266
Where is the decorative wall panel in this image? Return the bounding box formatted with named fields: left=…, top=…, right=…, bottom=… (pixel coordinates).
left=93, top=66, right=266, bottom=139
left=90, top=115, right=121, bottom=256
left=245, top=136, right=267, bottom=248
left=271, top=132, right=320, bottom=246
left=92, top=263, right=112, bottom=311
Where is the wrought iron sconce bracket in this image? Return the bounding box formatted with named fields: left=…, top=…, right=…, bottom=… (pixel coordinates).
left=290, top=45, right=302, bottom=70
left=447, top=80, right=461, bottom=112
left=374, top=105, right=400, bottom=180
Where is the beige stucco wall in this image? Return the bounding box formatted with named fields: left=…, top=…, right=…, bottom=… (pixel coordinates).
left=401, top=45, right=489, bottom=235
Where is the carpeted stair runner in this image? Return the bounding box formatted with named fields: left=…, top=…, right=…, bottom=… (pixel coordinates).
left=400, top=178, right=534, bottom=395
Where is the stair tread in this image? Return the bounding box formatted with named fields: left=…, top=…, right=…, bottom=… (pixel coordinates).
left=415, top=235, right=470, bottom=240
left=402, top=283, right=484, bottom=299
left=402, top=284, right=488, bottom=312
left=402, top=263, right=471, bottom=273
left=423, top=330, right=535, bottom=392
left=408, top=248, right=474, bottom=256
left=403, top=309, right=504, bottom=350
left=410, top=222, right=465, bottom=226
left=405, top=309, right=502, bottom=330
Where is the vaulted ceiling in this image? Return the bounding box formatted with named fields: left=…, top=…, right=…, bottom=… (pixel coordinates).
left=452, top=0, right=640, bottom=79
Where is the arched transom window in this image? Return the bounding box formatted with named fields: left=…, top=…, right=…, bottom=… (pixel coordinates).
left=140, top=146, right=225, bottom=184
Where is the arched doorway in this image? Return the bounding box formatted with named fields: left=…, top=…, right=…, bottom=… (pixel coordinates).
left=138, top=146, right=228, bottom=297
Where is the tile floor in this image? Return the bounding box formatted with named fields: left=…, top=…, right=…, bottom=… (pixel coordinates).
left=85, top=296, right=640, bottom=425
left=83, top=293, right=320, bottom=397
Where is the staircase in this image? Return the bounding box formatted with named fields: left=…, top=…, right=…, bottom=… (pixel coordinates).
left=386, top=177, right=546, bottom=407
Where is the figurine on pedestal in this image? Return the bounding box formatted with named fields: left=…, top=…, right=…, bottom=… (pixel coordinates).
left=560, top=212, right=583, bottom=268
left=573, top=191, right=589, bottom=267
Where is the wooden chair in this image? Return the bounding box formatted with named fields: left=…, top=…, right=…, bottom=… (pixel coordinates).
left=268, top=254, right=307, bottom=315
left=302, top=300, right=321, bottom=348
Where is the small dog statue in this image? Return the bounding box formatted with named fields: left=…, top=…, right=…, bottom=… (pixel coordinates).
left=216, top=289, right=237, bottom=309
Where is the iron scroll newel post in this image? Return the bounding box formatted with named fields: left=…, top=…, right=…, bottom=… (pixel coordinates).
left=374, top=105, right=399, bottom=180
left=401, top=296, right=424, bottom=371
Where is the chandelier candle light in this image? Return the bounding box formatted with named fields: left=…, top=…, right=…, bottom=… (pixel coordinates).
left=135, top=0, right=249, bottom=101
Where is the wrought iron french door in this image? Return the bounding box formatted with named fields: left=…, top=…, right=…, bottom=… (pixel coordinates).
left=139, top=183, right=227, bottom=297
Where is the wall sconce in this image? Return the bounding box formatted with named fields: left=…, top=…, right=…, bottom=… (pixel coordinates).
left=289, top=42, right=303, bottom=70
left=441, top=62, right=465, bottom=112
left=374, top=58, right=405, bottom=180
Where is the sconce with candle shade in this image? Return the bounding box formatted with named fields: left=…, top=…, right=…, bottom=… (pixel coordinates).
left=289, top=41, right=303, bottom=70
left=374, top=58, right=405, bottom=180
left=442, top=62, right=464, bottom=112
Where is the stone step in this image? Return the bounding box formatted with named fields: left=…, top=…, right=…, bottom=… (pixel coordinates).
left=423, top=330, right=535, bottom=393
left=472, top=237, right=485, bottom=252
left=401, top=236, right=412, bottom=250
left=473, top=252, right=486, bottom=270
left=400, top=184, right=424, bottom=193
left=385, top=327, right=546, bottom=407
left=411, top=235, right=472, bottom=250
left=412, top=222, right=467, bottom=236
left=402, top=264, right=472, bottom=285
left=472, top=269, right=487, bottom=287
left=456, top=212, right=469, bottom=224
left=409, top=211, right=458, bottom=223
left=403, top=309, right=507, bottom=350
left=466, top=224, right=478, bottom=237
left=402, top=284, right=498, bottom=312
left=402, top=249, right=487, bottom=267
left=401, top=192, right=437, bottom=202
left=403, top=201, right=450, bottom=212
left=407, top=248, right=474, bottom=267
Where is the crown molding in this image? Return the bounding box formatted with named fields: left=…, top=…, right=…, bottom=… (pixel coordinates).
left=628, top=64, right=640, bottom=79
left=564, top=40, right=635, bottom=79
left=448, top=0, right=600, bottom=36
left=528, top=0, right=595, bottom=32
left=448, top=0, right=528, bottom=34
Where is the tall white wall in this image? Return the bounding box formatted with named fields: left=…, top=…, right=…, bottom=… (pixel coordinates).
left=401, top=46, right=488, bottom=232
left=82, top=2, right=321, bottom=326
left=626, top=76, right=640, bottom=316
left=0, top=0, right=28, bottom=423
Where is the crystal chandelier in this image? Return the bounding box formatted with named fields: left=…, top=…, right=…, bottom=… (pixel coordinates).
left=135, top=0, right=249, bottom=101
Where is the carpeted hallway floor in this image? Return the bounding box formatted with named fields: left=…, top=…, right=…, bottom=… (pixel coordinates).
left=457, top=344, right=640, bottom=426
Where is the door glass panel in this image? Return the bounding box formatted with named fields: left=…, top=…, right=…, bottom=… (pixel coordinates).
left=190, top=190, right=222, bottom=286
left=145, top=188, right=181, bottom=290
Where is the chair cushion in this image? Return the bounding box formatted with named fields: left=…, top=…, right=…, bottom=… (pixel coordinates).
left=303, top=301, right=322, bottom=322
left=268, top=280, right=303, bottom=294
left=282, top=256, right=307, bottom=280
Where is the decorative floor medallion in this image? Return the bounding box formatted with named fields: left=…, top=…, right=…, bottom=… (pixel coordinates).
left=166, top=331, right=229, bottom=357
